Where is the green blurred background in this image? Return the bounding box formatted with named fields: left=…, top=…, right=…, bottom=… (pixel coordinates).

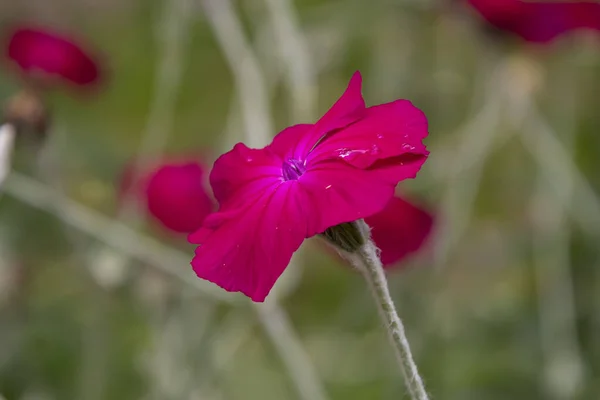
left=1, top=0, right=600, bottom=399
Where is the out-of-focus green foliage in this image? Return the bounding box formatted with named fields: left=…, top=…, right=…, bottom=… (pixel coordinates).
left=1, top=0, right=600, bottom=399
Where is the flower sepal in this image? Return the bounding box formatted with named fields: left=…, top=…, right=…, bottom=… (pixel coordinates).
left=321, top=219, right=371, bottom=254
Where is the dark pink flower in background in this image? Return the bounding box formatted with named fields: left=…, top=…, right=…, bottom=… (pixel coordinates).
left=468, top=0, right=600, bottom=43
left=365, top=196, right=434, bottom=267
left=189, top=71, right=429, bottom=302
left=4, top=26, right=100, bottom=87
left=120, top=159, right=214, bottom=234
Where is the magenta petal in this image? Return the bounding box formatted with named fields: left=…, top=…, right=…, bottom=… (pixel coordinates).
left=566, top=2, right=600, bottom=31
left=468, top=0, right=600, bottom=43
left=119, top=157, right=214, bottom=235
left=295, top=161, right=396, bottom=236
left=6, top=27, right=100, bottom=86
left=308, top=99, right=428, bottom=169
left=292, top=72, right=367, bottom=157
left=145, top=162, right=214, bottom=234
left=516, top=2, right=600, bottom=43
left=209, top=143, right=283, bottom=206
left=191, top=183, right=306, bottom=302
left=187, top=69, right=431, bottom=301
left=268, top=124, right=314, bottom=160
left=365, top=196, right=434, bottom=267
left=468, top=0, right=523, bottom=23
left=313, top=71, right=366, bottom=134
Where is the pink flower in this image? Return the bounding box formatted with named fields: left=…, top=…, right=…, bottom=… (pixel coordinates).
left=4, top=26, right=100, bottom=88
left=365, top=196, right=434, bottom=267
left=120, top=158, right=214, bottom=234
left=189, top=71, right=429, bottom=302
left=468, top=0, right=600, bottom=43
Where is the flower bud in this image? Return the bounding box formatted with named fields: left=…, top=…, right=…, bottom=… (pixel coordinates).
left=2, top=90, right=49, bottom=140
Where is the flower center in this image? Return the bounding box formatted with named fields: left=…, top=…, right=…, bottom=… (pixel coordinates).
left=282, top=158, right=306, bottom=181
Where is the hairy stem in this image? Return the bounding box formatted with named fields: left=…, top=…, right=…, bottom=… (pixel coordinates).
left=347, top=234, right=429, bottom=400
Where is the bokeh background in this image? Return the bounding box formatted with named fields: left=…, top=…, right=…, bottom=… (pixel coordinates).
left=1, top=0, right=600, bottom=399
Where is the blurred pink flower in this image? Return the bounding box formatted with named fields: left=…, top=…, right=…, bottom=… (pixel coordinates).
left=121, top=158, right=214, bottom=234
left=4, top=26, right=100, bottom=87
left=189, top=71, right=429, bottom=302
left=365, top=196, right=434, bottom=267
left=468, top=0, right=600, bottom=43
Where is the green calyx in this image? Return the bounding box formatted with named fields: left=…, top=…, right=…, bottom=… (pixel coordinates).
left=321, top=220, right=370, bottom=253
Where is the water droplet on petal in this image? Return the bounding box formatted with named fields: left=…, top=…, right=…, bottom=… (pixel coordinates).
left=337, top=148, right=368, bottom=161
left=337, top=148, right=350, bottom=158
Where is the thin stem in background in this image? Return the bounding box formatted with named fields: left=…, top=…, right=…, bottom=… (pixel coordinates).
left=509, top=56, right=592, bottom=397
left=254, top=302, right=328, bottom=400
left=427, top=59, right=515, bottom=395
left=201, top=2, right=329, bottom=399
left=527, top=80, right=586, bottom=398
left=201, top=0, right=273, bottom=148
left=263, top=0, right=318, bottom=122
left=221, top=91, right=243, bottom=151
left=428, top=54, right=597, bottom=396
left=35, top=126, right=112, bottom=400
left=211, top=311, right=254, bottom=371
left=118, top=0, right=194, bottom=220
left=521, top=108, right=600, bottom=376
left=531, top=156, right=585, bottom=400
left=252, top=20, right=286, bottom=96
left=3, top=170, right=329, bottom=400
left=367, top=12, right=413, bottom=101
left=521, top=108, right=600, bottom=238
left=88, top=0, right=194, bottom=290
left=433, top=56, right=546, bottom=271
left=346, top=237, right=429, bottom=400
left=145, top=303, right=216, bottom=399
left=190, top=309, right=254, bottom=399
left=2, top=172, right=234, bottom=304
left=432, top=65, right=507, bottom=270
left=0, top=124, right=16, bottom=193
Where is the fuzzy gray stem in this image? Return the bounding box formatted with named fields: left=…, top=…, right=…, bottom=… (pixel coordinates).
left=350, top=236, right=429, bottom=400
